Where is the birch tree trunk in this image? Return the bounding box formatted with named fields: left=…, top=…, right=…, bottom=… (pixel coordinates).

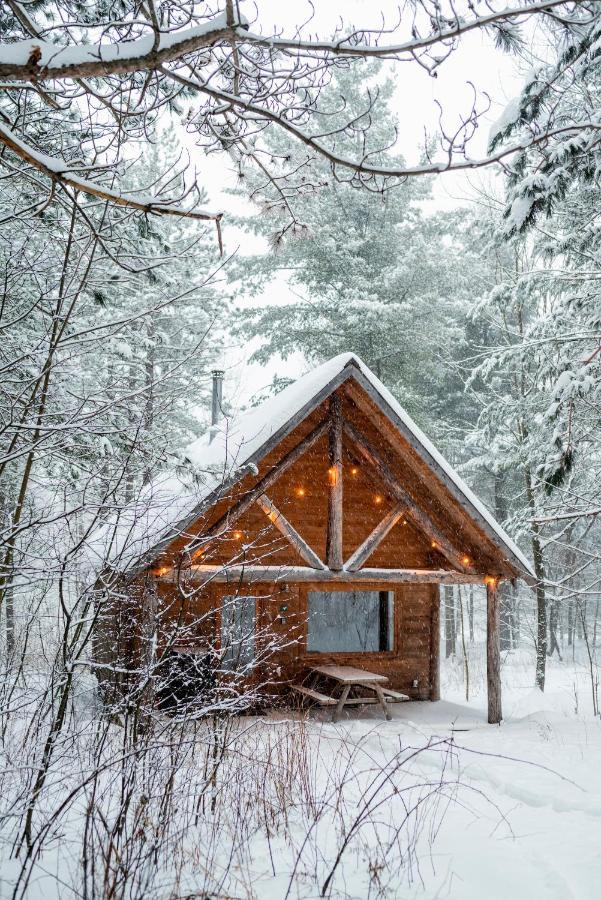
left=444, top=586, right=456, bottom=658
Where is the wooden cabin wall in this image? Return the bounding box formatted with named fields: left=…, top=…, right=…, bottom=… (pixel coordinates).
left=192, top=432, right=444, bottom=572
left=151, top=579, right=439, bottom=703
left=151, top=382, right=511, bottom=579
left=295, top=582, right=439, bottom=701
left=93, top=576, right=147, bottom=701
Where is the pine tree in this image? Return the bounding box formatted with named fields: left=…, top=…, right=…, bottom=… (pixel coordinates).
left=229, top=66, right=494, bottom=446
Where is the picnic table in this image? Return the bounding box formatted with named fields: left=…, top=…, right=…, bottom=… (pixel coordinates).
left=292, top=664, right=409, bottom=722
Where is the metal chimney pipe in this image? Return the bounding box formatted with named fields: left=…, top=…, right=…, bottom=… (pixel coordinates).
left=211, top=369, right=224, bottom=427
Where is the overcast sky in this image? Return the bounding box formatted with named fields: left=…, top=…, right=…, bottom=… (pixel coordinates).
left=196, top=1, right=533, bottom=410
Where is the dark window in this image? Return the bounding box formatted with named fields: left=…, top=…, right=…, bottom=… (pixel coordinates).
left=221, top=595, right=256, bottom=671
left=307, top=590, right=394, bottom=653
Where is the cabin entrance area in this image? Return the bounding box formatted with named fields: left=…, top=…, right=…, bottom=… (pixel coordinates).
left=151, top=578, right=440, bottom=714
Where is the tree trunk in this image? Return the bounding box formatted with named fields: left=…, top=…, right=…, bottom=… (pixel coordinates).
left=430, top=590, right=440, bottom=701
left=499, top=581, right=513, bottom=651
left=468, top=585, right=474, bottom=643
left=510, top=580, right=519, bottom=647
left=444, top=585, right=456, bottom=658
left=547, top=600, right=562, bottom=660
left=524, top=465, right=547, bottom=690
left=458, top=587, right=470, bottom=702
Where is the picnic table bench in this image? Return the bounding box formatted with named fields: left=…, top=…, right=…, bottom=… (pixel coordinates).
left=292, top=664, right=409, bottom=722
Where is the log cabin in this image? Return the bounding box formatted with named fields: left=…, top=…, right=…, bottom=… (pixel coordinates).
left=94, top=353, right=535, bottom=724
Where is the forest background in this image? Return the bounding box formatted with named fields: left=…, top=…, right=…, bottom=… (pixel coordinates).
left=1, top=1, right=601, bottom=897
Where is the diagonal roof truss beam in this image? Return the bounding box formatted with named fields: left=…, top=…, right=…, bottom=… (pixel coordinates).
left=343, top=418, right=474, bottom=574
left=344, top=501, right=406, bottom=572
left=255, top=493, right=326, bottom=570
left=187, top=416, right=329, bottom=561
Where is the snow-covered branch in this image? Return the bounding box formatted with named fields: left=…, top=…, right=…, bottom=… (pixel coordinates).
left=167, top=67, right=601, bottom=179
left=0, top=2, right=576, bottom=83
left=237, top=0, right=578, bottom=59
left=532, top=508, right=601, bottom=524
left=0, top=0, right=597, bottom=233
left=0, top=11, right=234, bottom=81
left=0, top=122, right=223, bottom=237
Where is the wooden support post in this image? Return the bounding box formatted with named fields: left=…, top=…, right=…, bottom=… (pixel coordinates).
left=430, top=587, right=440, bottom=701
left=326, top=394, right=343, bottom=570
left=487, top=578, right=502, bottom=724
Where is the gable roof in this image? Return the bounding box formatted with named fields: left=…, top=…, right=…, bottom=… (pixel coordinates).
left=94, top=353, right=534, bottom=581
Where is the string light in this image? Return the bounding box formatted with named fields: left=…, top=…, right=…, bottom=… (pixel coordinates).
left=431, top=541, right=438, bottom=549
left=462, top=555, right=470, bottom=566
left=485, top=575, right=497, bottom=586
left=328, top=466, right=339, bottom=486
left=233, top=530, right=243, bottom=540
left=351, top=466, right=359, bottom=476
left=296, top=486, right=306, bottom=498
left=374, top=494, right=383, bottom=505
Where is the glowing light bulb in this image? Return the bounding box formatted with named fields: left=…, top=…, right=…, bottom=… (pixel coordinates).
left=462, top=555, right=470, bottom=566
left=374, top=494, right=383, bottom=505
left=296, top=486, right=306, bottom=498
left=431, top=541, right=438, bottom=549
left=351, top=466, right=359, bottom=476
left=233, top=530, right=243, bottom=540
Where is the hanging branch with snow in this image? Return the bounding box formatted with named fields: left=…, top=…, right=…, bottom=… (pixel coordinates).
left=0, top=0, right=598, bottom=243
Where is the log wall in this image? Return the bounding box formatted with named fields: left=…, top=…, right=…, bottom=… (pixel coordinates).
left=151, top=579, right=439, bottom=702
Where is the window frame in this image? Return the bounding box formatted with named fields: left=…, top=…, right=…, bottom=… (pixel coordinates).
left=219, top=593, right=258, bottom=673
left=302, top=584, right=397, bottom=658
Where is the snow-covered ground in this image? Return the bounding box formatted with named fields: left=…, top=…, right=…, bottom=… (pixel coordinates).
left=240, top=653, right=601, bottom=900
left=2, top=648, right=599, bottom=900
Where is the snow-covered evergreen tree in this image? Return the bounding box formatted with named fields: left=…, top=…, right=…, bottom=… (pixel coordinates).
left=228, top=67, right=494, bottom=446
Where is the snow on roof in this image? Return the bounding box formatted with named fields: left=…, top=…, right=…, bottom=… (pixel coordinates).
left=92, top=352, right=533, bottom=579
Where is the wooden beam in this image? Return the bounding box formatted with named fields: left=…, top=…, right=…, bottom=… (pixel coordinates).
left=345, top=501, right=405, bottom=571
left=326, top=394, right=343, bottom=571
left=187, top=417, right=330, bottom=560
left=343, top=418, right=473, bottom=574
left=430, top=588, right=441, bottom=701
left=255, top=493, right=326, bottom=570
left=486, top=579, right=502, bottom=724
left=174, top=565, right=488, bottom=585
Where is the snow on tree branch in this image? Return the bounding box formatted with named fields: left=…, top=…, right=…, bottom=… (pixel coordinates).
left=0, top=122, right=224, bottom=249
left=0, top=11, right=235, bottom=81
left=0, top=1, right=598, bottom=236
left=0, top=2, right=574, bottom=82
